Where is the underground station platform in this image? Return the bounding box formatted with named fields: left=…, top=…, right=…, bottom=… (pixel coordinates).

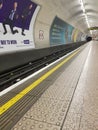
left=0, top=41, right=98, bottom=130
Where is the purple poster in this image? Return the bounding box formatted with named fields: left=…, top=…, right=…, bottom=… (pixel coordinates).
left=0, top=0, right=40, bottom=53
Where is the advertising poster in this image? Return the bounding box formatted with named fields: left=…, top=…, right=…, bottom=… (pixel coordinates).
left=50, top=17, right=66, bottom=46
left=0, top=0, right=40, bottom=53
left=67, top=25, right=74, bottom=42
left=50, top=17, right=74, bottom=46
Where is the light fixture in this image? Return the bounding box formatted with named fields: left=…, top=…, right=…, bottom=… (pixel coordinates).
left=79, top=0, right=91, bottom=31
left=80, top=0, right=85, bottom=13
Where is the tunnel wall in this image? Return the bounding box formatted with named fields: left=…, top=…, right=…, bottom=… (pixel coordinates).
left=0, top=0, right=85, bottom=54
left=33, top=0, right=84, bottom=48
left=0, top=0, right=87, bottom=74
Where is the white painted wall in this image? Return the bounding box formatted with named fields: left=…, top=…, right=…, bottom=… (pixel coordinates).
left=32, top=0, right=83, bottom=48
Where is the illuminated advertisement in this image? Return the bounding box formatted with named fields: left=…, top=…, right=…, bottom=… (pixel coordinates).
left=50, top=17, right=74, bottom=46
left=0, top=0, right=40, bottom=53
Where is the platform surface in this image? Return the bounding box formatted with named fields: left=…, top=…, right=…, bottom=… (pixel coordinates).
left=0, top=41, right=98, bottom=130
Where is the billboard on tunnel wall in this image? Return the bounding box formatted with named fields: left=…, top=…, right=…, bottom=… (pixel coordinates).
left=0, top=0, right=40, bottom=54
left=50, top=17, right=74, bottom=46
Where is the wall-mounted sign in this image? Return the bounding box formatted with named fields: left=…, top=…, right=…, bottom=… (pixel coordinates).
left=39, top=30, right=44, bottom=40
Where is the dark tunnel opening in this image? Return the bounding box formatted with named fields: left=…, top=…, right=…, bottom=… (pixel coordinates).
left=86, top=36, right=92, bottom=42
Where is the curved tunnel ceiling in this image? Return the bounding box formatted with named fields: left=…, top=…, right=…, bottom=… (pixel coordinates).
left=60, top=0, right=98, bottom=35
left=33, top=0, right=98, bottom=36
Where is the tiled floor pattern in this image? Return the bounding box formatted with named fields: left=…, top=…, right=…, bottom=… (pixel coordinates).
left=11, top=42, right=98, bottom=130
left=62, top=42, right=98, bottom=130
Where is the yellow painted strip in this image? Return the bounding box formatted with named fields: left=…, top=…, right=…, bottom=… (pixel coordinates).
left=73, top=29, right=79, bottom=42
left=0, top=49, right=80, bottom=115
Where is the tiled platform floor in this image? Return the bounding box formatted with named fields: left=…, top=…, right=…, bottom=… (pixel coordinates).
left=1, top=42, right=98, bottom=130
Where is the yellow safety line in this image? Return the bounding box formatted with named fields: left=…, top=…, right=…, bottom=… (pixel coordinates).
left=0, top=49, right=80, bottom=115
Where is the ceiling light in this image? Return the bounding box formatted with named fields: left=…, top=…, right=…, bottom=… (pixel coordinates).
left=79, top=0, right=91, bottom=29
left=80, top=0, right=85, bottom=13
